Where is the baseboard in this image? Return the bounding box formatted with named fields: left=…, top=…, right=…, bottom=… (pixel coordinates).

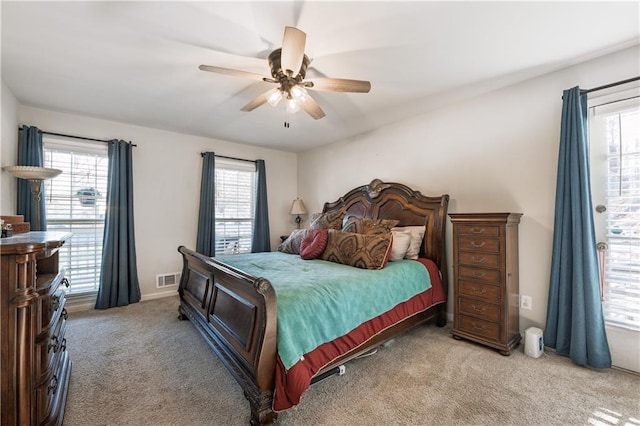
left=64, top=289, right=178, bottom=313
left=141, top=289, right=178, bottom=301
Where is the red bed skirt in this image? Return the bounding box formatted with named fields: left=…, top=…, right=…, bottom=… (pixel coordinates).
left=273, top=258, right=447, bottom=411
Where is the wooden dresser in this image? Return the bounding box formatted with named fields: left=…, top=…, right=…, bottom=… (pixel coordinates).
left=1, top=231, right=72, bottom=425
left=449, top=213, right=522, bottom=355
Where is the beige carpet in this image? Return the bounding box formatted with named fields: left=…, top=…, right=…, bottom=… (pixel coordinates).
left=64, top=296, right=640, bottom=426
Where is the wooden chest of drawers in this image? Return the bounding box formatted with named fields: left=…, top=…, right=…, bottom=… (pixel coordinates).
left=449, top=213, right=522, bottom=355
left=1, top=231, right=72, bottom=425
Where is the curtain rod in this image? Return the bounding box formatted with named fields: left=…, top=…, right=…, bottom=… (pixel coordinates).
left=581, top=76, right=640, bottom=94
left=200, top=152, right=257, bottom=163
left=19, top=127, right=137, bottom=147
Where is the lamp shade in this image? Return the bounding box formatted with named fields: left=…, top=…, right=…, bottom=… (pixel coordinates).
left=289, top=198, right=307, bottom=216
left=3, top=166, right=62, bottom=181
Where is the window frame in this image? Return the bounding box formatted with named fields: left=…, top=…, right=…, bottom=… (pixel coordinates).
left=42, top=137, right=109, bottom=295
left=214, top=157, right=256, bottom=256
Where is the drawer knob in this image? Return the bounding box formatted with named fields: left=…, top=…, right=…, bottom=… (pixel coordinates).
left=471, top=271, right=486, bottom=278
left=59, top=338, right=67, bottom=352
left=48, top=336, right=59, bottom=352
left=48, top=376, right=58, bottom=394
left=62, top=277, right=70, bottom=288
left=471, top=305, right=486, bottom=313
left=470, top=241, right=486, bottom=248
left=471, top=288, right=486, bottom=295
left=50, top=294, right=60, bottom=312
left=471, top=228, right=485, bottom=234
left=471, top=256, right=486, bottom=264
left=62, top=308, right=68, bottom=321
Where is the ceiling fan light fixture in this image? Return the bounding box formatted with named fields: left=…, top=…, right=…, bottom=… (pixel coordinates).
left=290, top=86, right=309, bottom=103
left=266, top=88, right=283, bottom=107
left=286, top=98, right=301, bottom=114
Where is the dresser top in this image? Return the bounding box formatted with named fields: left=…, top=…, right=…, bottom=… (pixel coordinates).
left=449, top=212, right=522, bottom=224
left=0, top=231, right=72, bottom=254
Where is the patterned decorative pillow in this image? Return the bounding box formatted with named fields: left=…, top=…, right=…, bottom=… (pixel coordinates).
left=277, top=229, right=309, bottom=254
left=300, top=229, right=329, bottom=260
left=320, top=229, right=393, bottom=270
left=342, top=214, right=356, bottom=228
left=309, top=210, right=345, bottom=230
left=342, top=217, right=399, bottom=236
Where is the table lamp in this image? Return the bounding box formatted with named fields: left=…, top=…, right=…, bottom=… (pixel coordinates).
left=289, top=198, right=307, bottom=229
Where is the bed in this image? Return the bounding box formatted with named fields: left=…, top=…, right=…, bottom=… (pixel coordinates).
left=177, top=179, right=450, bottom=425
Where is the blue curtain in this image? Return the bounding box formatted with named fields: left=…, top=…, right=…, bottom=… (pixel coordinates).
left=251, top=159, right=271, bottom=252
left=196, top=152, right=216, bottom=256
left=17, top=126, right=47, bottom=231
left=544, top=87, right=611, bottom=368
left=95, top=140, right=141, bottom=309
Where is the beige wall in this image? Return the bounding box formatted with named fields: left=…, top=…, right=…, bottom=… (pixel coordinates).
left=5, top=106, right=298, bottom=300
left=1, top=80, right=19, bottom=214
left=297, top=46, right=640, bottom=332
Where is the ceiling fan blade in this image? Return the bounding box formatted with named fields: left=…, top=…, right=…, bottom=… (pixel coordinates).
left=280, top=26, right=306, bottom=76
left=240, top=91, right=270, bottom=112
left=199, top=65, right=267, bottom=81
left=306, top=78, right=371, bottom=93
left=300, top=95, right=326, bottom=120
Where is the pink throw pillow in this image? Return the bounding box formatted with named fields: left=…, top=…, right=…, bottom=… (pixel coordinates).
left=300, top=229, right=329, bottom=260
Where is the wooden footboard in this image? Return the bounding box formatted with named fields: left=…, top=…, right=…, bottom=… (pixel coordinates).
left=177, top=246, right=277, bottom=425
left=177, top=247, right=446, bottom=425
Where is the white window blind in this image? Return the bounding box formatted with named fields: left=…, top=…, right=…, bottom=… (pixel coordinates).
left=215, top=158, right=256, bottom=255
left=43, top=138, right=108, bottom=294
left=590, top=94, right=640, bottom=331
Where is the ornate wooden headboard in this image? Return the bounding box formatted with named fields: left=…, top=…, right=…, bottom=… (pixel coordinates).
left=322, top=178, right=450, bottom=276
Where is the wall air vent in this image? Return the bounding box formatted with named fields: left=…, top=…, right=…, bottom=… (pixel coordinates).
left=156, top=272, right=181, bottom=288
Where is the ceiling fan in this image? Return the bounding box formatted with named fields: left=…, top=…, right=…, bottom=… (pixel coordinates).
left=199, top=26, right=371, bottom=123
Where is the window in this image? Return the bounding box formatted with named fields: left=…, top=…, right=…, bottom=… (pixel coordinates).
left=590, top=95, right=640, bottom=331
left=215, top=158, right=256, bottom=255
left=43, top=138, right=108, bottom=294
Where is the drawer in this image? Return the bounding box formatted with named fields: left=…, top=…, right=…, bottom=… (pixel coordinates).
left=459, top=280, right=500, bottom=303
left=458, top=236, right=500, bottom=253
left=458, top=315, right=500, bottom=341
left=457, top=224, right=500, bottom=237
left=458, top=251, right=500, bottom=268
left=459, top=266, right=501, bottom=284
left=35, top=310, right=67, bottom=380
left=35, top=373, right=58, bottom=424
left=35, top=351, right=70, bottom=425
left=459, top=297, right=500, bottom=322
left=40, top=291, right=66, bottom=332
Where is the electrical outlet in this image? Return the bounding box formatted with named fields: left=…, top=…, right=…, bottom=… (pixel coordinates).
left=521, top=295, right=532, bottom=310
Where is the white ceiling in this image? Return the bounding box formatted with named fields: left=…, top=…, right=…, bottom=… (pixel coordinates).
left=2, top=2, right=639, bottom=153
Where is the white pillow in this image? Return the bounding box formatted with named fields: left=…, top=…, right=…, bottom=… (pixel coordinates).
left=389, top=230, right=412, bottom=261
left=392, top=226, right=426, bottom=260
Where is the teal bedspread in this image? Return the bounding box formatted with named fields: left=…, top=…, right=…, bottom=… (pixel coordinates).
left=216, top=252, right=432, bottom=370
